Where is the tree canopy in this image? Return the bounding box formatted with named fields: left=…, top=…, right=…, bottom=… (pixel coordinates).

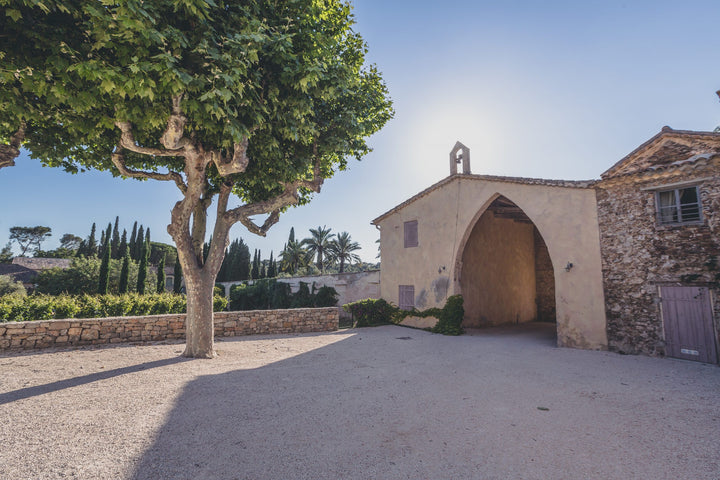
left=1, top=0, right=393, bottom=357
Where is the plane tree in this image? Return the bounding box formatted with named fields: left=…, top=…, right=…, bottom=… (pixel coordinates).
left=1, top=0, right=393, bottom=357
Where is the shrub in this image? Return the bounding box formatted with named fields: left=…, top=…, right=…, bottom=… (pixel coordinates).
left=214, top=285, right=225, bottom=297
left=314, top=286, right=339, bottom=307
left=343, top=298, right=397, bottom=327
left=432, top=295, right=464, bottom=335
left=290, top=282, right=313, bottom=308
left=0, top=275, right=26, bottom=297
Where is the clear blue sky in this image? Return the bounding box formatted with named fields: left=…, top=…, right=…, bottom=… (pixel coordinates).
left=2, top=0, right=720, bottom=262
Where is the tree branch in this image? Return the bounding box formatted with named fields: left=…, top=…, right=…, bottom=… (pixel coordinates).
left=159, top=95, right=190, bottom=150
left=111, top=147, right=188, bottom=193
left=224, top=155, right=324, bottom=236
left=0, top=123, right=26, bottom=169
left=115, top=121, right=184, bottom=157
left=213, top=137, right=251, bottom=176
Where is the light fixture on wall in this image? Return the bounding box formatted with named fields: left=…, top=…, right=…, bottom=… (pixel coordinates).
left=438, top=265, right=446, bottom=274
left=565, top=262, right=574, bottom=272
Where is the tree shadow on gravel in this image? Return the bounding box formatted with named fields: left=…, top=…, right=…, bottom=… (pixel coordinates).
left=0, top=356, right=190, bottom=405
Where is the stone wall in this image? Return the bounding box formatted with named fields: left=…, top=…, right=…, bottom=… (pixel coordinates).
left=0, top=308, right=338, bottom=351
left=595, top=162, right=720, bottom=356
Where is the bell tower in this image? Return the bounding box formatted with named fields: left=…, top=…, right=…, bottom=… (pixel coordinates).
left=449, top=141, right=470, bottom=175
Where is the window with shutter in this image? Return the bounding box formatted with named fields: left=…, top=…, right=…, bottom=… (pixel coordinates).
left=399, top=285, right=414, bottom=310
left=404, top=220, right=418, bottom=248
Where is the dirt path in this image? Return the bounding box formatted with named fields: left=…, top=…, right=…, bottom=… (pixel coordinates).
left=1, top=324, right=718, bottom=479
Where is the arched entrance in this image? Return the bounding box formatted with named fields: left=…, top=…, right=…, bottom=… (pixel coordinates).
left=459, top=195, right=556, bottom=329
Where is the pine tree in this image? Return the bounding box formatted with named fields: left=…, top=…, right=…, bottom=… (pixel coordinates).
left=87, top=222, right=97, bottom=257
left=98, top=237, right=111, bottom=294
left=129, top=221, right=138, bottom=258
left=111, top=216, right=120, bottom=258
left=173, top=260, right=183, bottom=294
left=156, top=255, right=166, bottom=293
left=119, top=247, right=131, bottom=293
left=118, top=229, right=127, bottom=258
left=134, top=225, right=144, bottom=261
left=173, top=260, right=183, bottom=293
left=137, top=236, right=149, bottom=294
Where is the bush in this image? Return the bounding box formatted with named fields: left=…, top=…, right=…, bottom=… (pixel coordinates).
left=432, top=295, right=464, bottom=335
left=0, top=292, right=225, bottom=322
left=314, top=285, right=339, bottom=307
left=0, top=275, right=26, bottom=297
left=343, top=298, right=397, bottom=327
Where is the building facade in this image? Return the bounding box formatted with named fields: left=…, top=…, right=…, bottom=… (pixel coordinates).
left=373, top=130, right=720, bottom=363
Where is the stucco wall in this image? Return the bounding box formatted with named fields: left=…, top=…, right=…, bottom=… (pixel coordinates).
left=0, top=308, right=339, bottom=351
left=461, top=212, right=537, bottom=326
left=376, top=175, right=607, bottom=350
left=596, top=162, right=720, bottom=356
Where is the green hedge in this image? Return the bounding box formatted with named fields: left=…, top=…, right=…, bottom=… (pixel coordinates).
left=0, top=293, right=228, bottom=323
left=229, top=279, right=338, bottom=311
left=343, top=295, right=464, bottom=334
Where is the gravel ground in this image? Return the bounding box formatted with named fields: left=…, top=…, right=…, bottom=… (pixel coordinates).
left=1, top=323, right=718, bottom=480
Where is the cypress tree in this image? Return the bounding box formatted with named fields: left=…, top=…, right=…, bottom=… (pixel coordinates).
left=288, top=227, right=295, bottom=243
left=173, top=260, right=183, bottom=293
left=118, top=229, right=127, bottom=258
left=238, top=238, right=251, bottom=280
left=111, top=216, right=120, bottom=258
left=99, top=230, right=106, bottom=255
left=98, top=237, right=111, bottom=294
left=119, top=247, right=131, bottom=293
left=87, top=222, right=97, bottom=256
left=137, top=236, right=149, bottom=294
left=145, top=227, right=150, bottom=245
left=129, top=221, right=138, bottom=258
left=268, top=251, right=275, bottom=278
left=134, top=226, right=144, bottom=261
left=251, top=249, right=259, bottom=280
left=156, top=255, right=166, bottom=293
left=76, top=239, right=87, bottom=257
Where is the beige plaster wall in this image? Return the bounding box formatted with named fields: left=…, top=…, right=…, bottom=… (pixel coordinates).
left=461, top=212, right=537, bottom=327
left=377, top=176, right=608, bottom=350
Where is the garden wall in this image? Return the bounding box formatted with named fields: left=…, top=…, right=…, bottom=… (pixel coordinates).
left=0, top=307, right=338, bottom=351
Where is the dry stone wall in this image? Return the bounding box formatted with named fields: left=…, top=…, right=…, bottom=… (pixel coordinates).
left=0, top=308, right=338, bottom=351
left=595, top=163, right=720, bottom=356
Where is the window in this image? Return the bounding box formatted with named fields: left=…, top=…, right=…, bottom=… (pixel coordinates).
left=404, top=220, right=418, bottom=248
left=399, top=285, right=415, bottom=310
left=656, top=186, right=702, bottom=225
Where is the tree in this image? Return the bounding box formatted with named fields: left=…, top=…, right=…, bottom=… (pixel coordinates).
left=0, top=275, right=26, bottom=297
left=251, top=250, right=260, bottom=280
left=267, top=251, right=276, bottom=278
left=303, top=226, right=335, bottom=273
left=137, top=237, right=149, bottom=294
left=118, top=230, right=128, bottom=259
left=98, top=237, right=111, bottom=294
left=9, top=226, right=51, bottom=257
left=129, top=222, right=138, bottom=258
left=86, top=223, right=98, bottom=257
left=2, top=0, right=393, bottom=357
left=119, top=247, right=131, bottom=294
left=173, top=261, right=183, bottom=294
left=134, top=226, right=145, bottom=262
left=60, top=233, right=82, bottom=251
left=111, top=216, right=120, bottom=258
left=280, top=239, right=309, bottom=275
left=329, top=231, right=362, bottom=273
left=0, top=243, right=12, bottom=263
left=156, top=255, right=166, bottom=293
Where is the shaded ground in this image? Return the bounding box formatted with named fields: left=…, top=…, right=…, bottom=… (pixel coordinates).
left=0, top=324, right=718, bottom=479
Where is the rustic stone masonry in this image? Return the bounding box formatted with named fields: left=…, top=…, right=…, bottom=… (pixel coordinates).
left=595, top=159, right=720, bottom=356
left=534, top=227, right=556, bottom=322
left=0, top=308, right=338, bottom=351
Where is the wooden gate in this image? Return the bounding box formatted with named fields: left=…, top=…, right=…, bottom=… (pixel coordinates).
left=660, top=286, right=718, bottom=364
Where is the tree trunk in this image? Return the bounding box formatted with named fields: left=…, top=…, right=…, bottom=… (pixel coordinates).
left=183, top=269, right=216, bottom=358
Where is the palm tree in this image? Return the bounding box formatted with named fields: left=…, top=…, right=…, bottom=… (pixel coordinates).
left=330, top=231, right=361, bottom=273
left=280, top=239, right=309, bottom=275
left=302, top=226, right=335, bottom=273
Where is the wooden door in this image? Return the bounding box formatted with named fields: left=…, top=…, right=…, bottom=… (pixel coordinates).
left=660, top=286, right=718, bottom=364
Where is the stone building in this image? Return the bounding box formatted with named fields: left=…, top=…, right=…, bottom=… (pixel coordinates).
left=373, top=130, right=720, bottom=364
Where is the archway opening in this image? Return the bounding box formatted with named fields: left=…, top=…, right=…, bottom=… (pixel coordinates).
left=460, top=196, right=556, bottom=330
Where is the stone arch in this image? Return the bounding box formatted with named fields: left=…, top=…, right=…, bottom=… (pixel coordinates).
left=453, top=194, right=556, bottom=328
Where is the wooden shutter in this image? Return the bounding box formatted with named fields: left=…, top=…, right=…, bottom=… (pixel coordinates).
left=404, top=220, right=418, bottom=248
left=399, top=285, right=414, bottom=310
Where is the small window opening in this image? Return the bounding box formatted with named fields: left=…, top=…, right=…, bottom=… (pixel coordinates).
left=656, top=186, right=702, bottom=225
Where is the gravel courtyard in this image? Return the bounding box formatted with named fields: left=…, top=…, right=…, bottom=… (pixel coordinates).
left=1, top=323, right=718, bottom=479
